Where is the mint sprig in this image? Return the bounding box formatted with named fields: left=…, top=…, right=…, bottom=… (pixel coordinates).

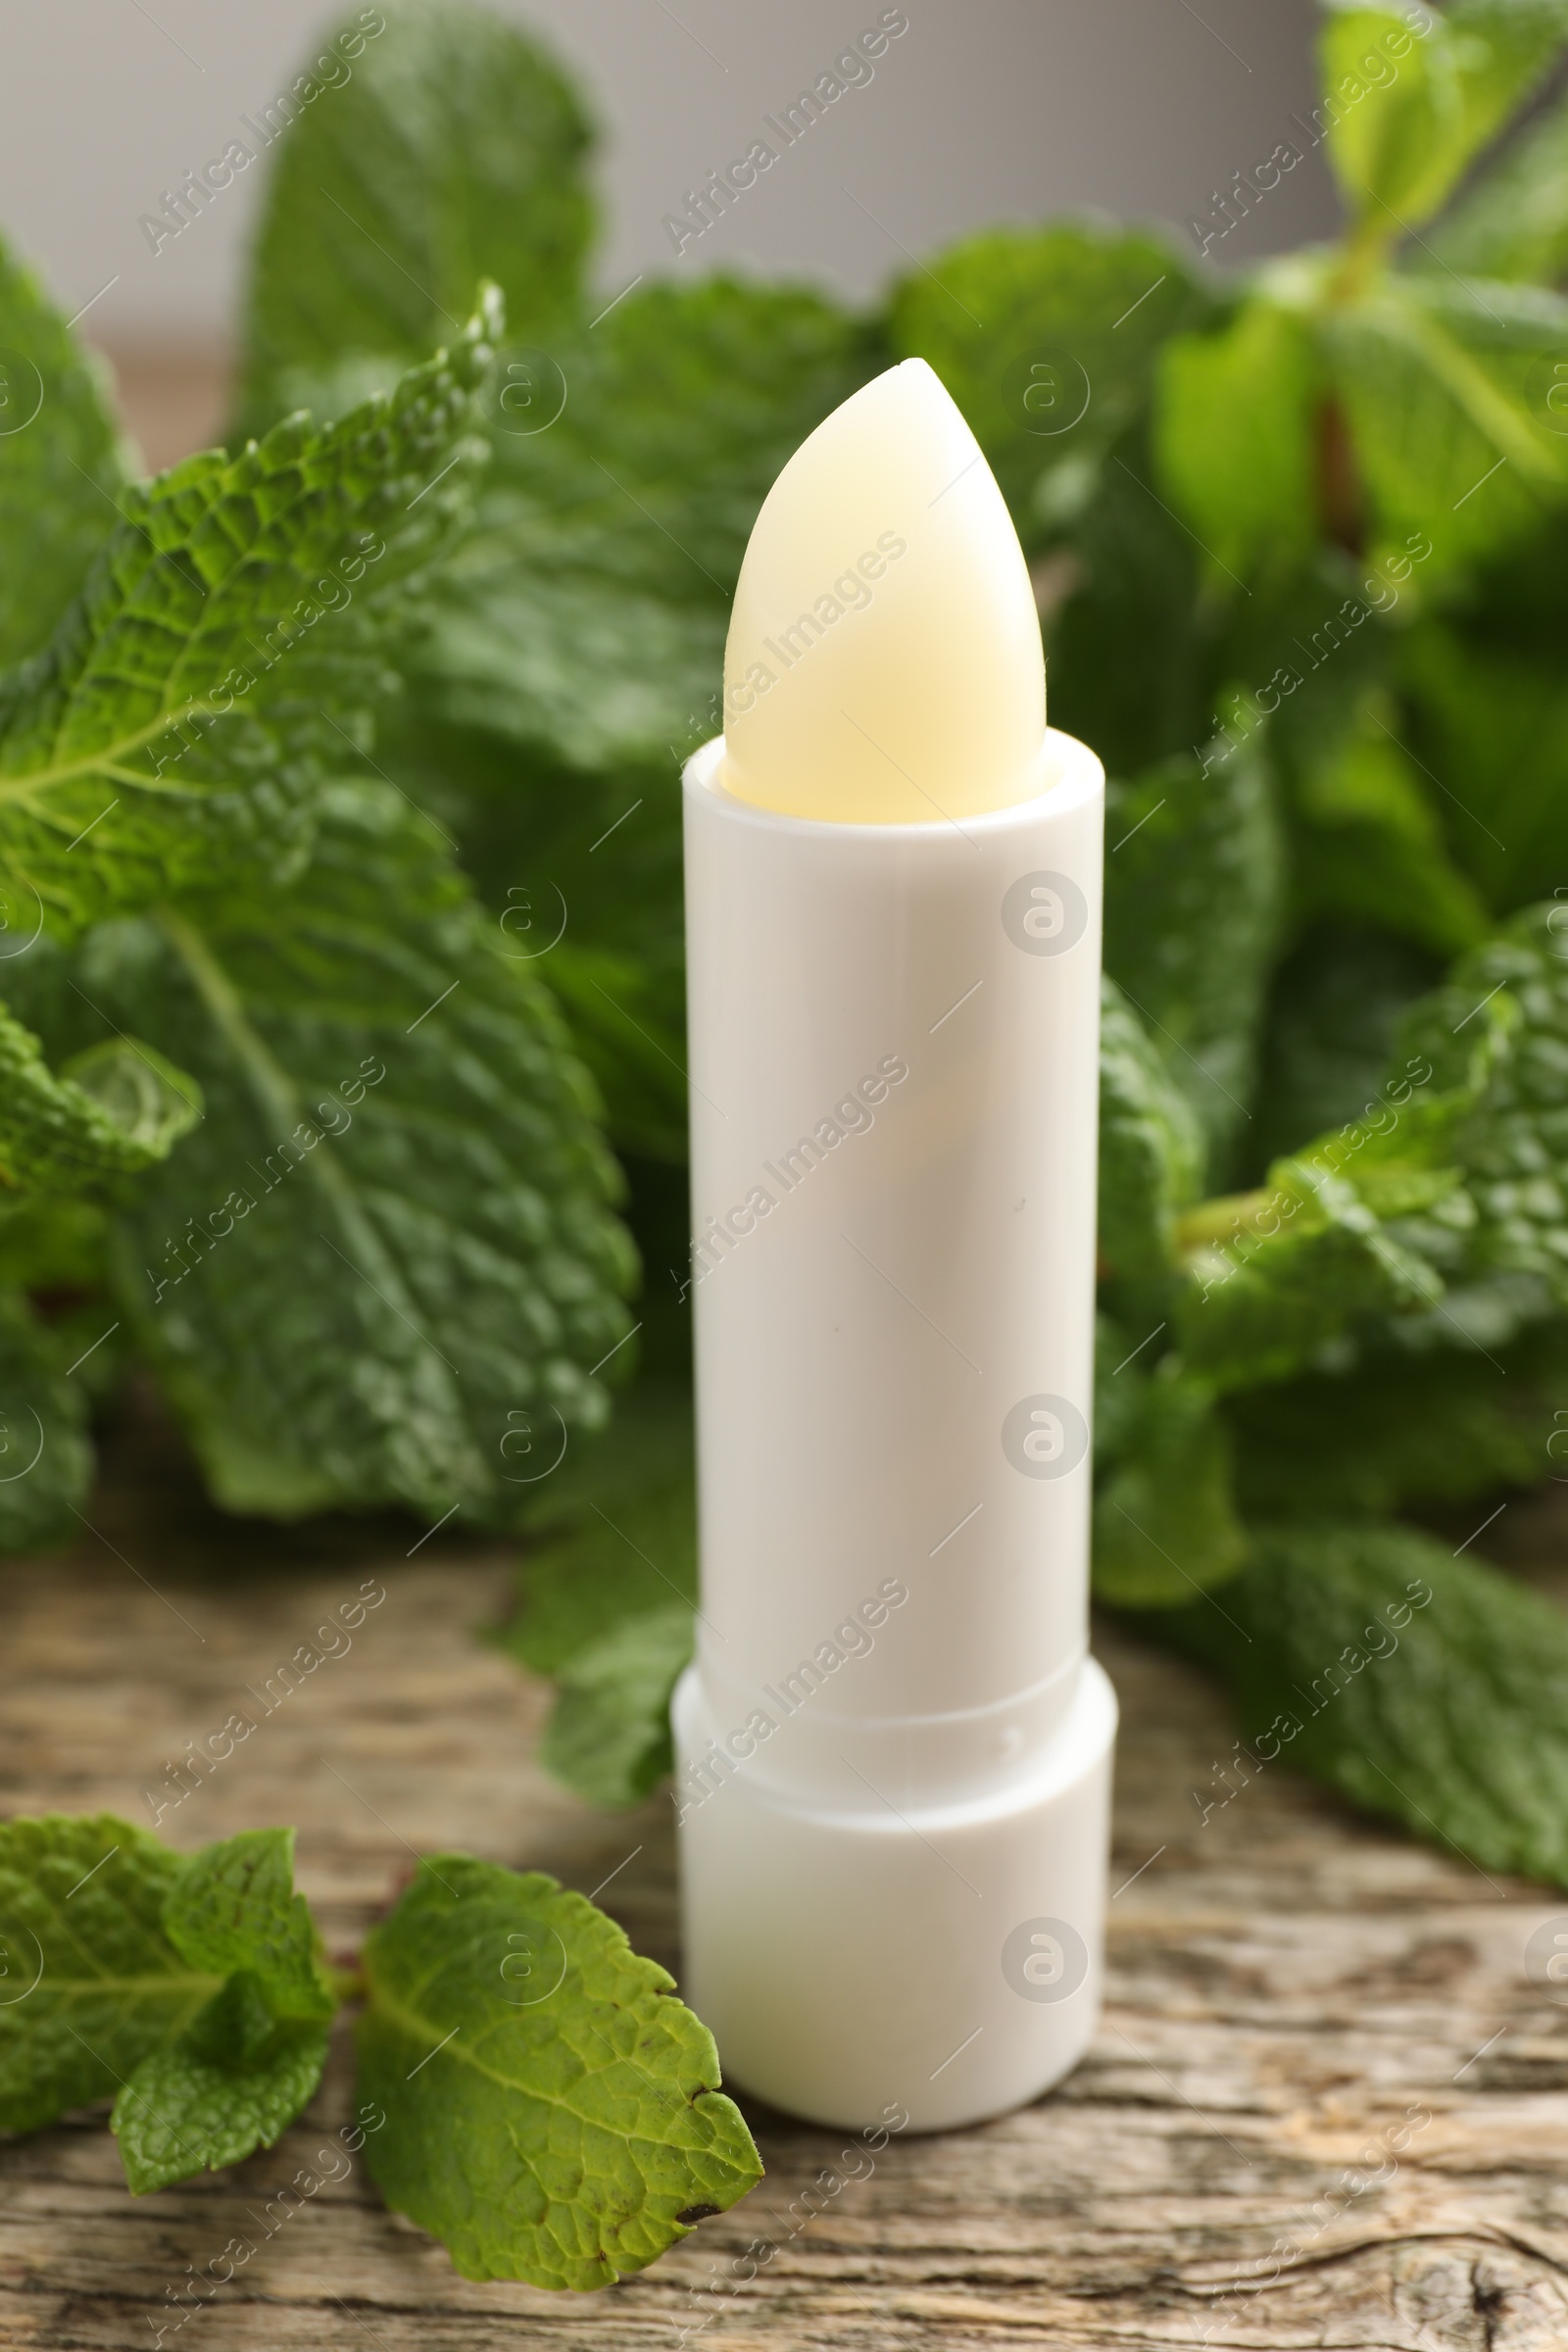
left=0, top=1814, right=761, bottom=2283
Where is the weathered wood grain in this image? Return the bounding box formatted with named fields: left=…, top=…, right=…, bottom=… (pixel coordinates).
left=2, top=1395, right=1567, bottom=2350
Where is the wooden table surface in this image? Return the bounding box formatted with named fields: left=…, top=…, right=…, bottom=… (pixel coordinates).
left=3, top=1395, right=1568, bottom=2352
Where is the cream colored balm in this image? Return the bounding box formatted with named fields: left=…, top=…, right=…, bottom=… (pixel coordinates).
left=674, top=358, right=1115, bottom=2132
left=722, top=358, right=1047, bottom=822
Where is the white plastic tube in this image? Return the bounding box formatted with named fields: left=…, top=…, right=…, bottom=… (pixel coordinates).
left=673, top=725, right=1114, bottom=2132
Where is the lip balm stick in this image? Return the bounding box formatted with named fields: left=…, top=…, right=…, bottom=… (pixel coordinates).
left=672, top=358, right=1115, bottom=2133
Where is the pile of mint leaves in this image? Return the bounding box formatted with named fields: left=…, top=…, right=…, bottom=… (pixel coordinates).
left=3, top=0, right=1568, bottom=2113
left=0, top=1815, right=761, bottom=2285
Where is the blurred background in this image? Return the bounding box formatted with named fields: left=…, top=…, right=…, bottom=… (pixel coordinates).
left=0, top=0, right=1339, bottom=463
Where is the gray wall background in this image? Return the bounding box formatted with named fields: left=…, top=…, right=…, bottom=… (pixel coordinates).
left=0, top=0, right=1341, bottom=341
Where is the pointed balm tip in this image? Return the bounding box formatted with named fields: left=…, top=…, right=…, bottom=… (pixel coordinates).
left=720, top=359, right=1047, bottom=824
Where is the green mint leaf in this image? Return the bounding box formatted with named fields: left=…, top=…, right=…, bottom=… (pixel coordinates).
left=1103, top=733, right=1286, bottom=1173
left=0, top=1002, right=199, bottom=1198
left=1326, top=274, right=1568, bottom=578
left=1098, top=975, right=1205, bottom=1292
left=1153, top=296, right=1319, bottom=587
left=499, top=1396, right=696, bottom=1806
left=164, top=1828, right=334, bottom=2019
left=357, top=1855, right=762, bottom=2287
left=1402, top=904, right=1568, bottom=1315
left=1399, top=617, right=1568, bottom=912
left=0, top=295, right=499, bottom=939
left=1423, top=86, right=1568, bottom=284
left=416, top=276, right=870, bottom=769
left=1092, top=1365, right=1248, bottom=1605
left=1230, top=1316, right=1568, bottom=1518
left=0, top=1198, right=113, bottom=1325
left=113, top=1981, right=330, bottom=2193
left=1252, top=925, right=1443, bottom=1165
left=9, top=780, right=634, bottom=1521
left=1044, top=426, right=1208, bottom=778
left=505, top=1426, right=696, bottom=1672
left=530, top=946, right=690, bottom=1169
left=510, top=1377, right=694, bottom=1541
left=886, top=223, right=1213, bottom=527
left=0, top=1814, right=219, bottom=2135
left=543, top=1601, right=694, bottom=1811
left=1174, top=1075, right=1471, bottom=1393
left=0, top=232, right=131, bottom=668
left=1322, top=1, right=1568, bottom=233
left=1172, top=966, right=1506, bottom=1394
left=1153, top=1518, right=1568, bottom=1886
left=1286, top=688, right=1492, bottom=957
left=238, top=1, right=591, bottom=428
left=0, top=1291, right=93, bottom=1550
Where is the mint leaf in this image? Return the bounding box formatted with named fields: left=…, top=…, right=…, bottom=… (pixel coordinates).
left=1097, top=974, right=1204, bottom=1290
left=0, top=1002, right=199, bottom=1198
left=886, top=222, right=1212, bottom=526
left=525, top=946, right=690, bottom=1170
left=164, top=1828, right=334, bottom=2019
left=9, top=780, right=634, bottom=1522
left=113, top=1977, right=330, bottom=2193
left=1045, top=426, right=1209, bottom=777
left=0, top=1194, right=111, bottom=1313
left=357, top=1855, right=762, bottom=2287
left=1153, top=1519, right=1568, bottom=1886
left=501, top=1401, right=697, bottom=1807
left=1399, top=618, right=1568, bottom=912
left=415, top=277, right=870, bottom=768
left=1153, top=296, right=1319, bottom=586
left=1286, top=688, right=1491, bottom=956
left=1180, top=941, right=1568, bottom=1395
left=0, top=1290, right=94, bottom=1551
left=1322, top=0, right=1568, bottom=232
left=0, top=296, right=498, bottom=938
left=1103, top=734, right=1285, bottom=1171
left=1177, top=869, right=1568, bottom=1457
left=1231, top=1317, right=1568, bottom=1517
left=511, top=1378, right=694, bottom=1540
left=1092, top=1368, right=1248, bottom=1605
left=238, top=1, right=592, bottom=427
left=1252, top=924, right=1442, bottom=1164
left=0, top=1815, right=218, bottom=2134
left=505, top=1429, right=696, bottom=1670
left=543, top=1601, right=694, bottom=1810
left=0, top=233, right=130, bottom=667
left=1174, top=1085, right=1469, bottom=1392
left=1424, top=88, right=1568, bottom=283
left=1326, top=274, right=1568, bottom=576
left=1403, top=904, right=1568, bottom=1312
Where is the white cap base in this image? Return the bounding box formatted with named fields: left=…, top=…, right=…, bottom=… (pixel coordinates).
left=672, top=1655, right=1117, bottom=2132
